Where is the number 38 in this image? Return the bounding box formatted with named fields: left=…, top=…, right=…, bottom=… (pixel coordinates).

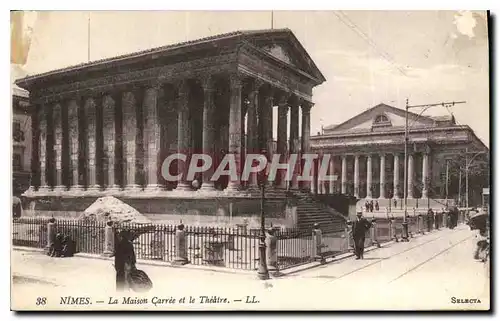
left=36, top=297, right=47, bottom=306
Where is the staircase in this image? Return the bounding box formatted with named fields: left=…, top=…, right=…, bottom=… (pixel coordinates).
left=289, top=191, right=347, bottom=233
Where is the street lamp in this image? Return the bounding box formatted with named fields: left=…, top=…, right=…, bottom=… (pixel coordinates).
left=465, top=149, right=487, bottom=210
left=257, top=148, right=270, bottom=280
left=402, top=99, right=466, bottom=242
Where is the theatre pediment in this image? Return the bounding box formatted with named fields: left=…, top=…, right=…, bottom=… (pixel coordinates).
left=325, top=103, right=436, bottom=133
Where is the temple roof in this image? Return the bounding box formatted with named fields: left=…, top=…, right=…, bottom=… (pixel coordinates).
left=15, top=28, right=326, bottom=90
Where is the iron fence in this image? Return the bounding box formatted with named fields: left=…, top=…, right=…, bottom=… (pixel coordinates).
left=12, top=215, right=448, bottom=271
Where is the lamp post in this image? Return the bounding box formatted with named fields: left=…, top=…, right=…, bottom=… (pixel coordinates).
left=257, top=148, right=270, bottom=280
left=464, top=149, right=487, bottom=210
left=403, top=100, right=466, bottom=242
left=402, top=99, right=410, bottom=242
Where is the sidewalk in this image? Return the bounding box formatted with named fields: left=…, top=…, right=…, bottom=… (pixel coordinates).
left=12, top=224, right=488, bottom=310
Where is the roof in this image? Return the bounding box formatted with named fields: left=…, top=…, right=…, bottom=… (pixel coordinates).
left=16, top=28, right=326, bottom=89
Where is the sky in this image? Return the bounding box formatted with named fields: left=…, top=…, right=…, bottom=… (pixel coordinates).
left=18, top=10, right=490, bottom=146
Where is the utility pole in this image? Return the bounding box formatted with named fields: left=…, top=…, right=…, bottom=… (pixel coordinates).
left=402, top=99, right=466, bottom=242
left=87, top=12, right=91, bottom=62
left=458, top=166, right=462, bottom=207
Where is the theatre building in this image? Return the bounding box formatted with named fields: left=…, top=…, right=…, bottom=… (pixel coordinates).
left=16, top=29, right=349, bottom=231
left=310, top=103, right=489, bottom=210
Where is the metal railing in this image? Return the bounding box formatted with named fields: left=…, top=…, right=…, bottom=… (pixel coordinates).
left=12, top=213, right=464, bottom=271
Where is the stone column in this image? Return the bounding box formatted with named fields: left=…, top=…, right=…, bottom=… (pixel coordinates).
left=277, top=93, right=289, bottom=189
left=366, top=154, right=373, bottom=199
left=289, top=100, right=300, bottom=190
left=53, top=102, right=65, bottom=192
left=200, top=76, right=216, bottom=192
left=408, top=153, right=414, bottom=199
left=379, top=153, right=386, bottom=199
left=143, top=85, right=164, bottom=192
left=422, top=152, right=429, bottom=198
left=85, top=97, right=101, bottom=192
left=341, top=155, right=347, bottom=194
left=226, top=74, right=243, bottom=192
left=68, top=98, right=83, bottom=192
left=28, top=105, right=40, bottom=192
left=329, top=155, right=335, bottom=194
left=301, top=102, right=312, bottom=190
left=176, top=80, right=191, bottom=191
left=103, top=94, right=120, bottom=192
left=38, top=104, right=49, bottom=192
left=393, top=153, right=400, bottom=198
left=246, top=79, right=261, bottom=190
left=354, top=155, right=360, bottom=198
left=123, top=90, right=142, bottom=191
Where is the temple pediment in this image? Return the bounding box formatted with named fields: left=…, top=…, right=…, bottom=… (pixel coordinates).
left=325, top=103, right=437, bottom=133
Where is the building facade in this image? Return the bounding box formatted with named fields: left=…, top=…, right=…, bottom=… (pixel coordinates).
left=12, top=84, right=32, bottom=197
left=15, top=29, right=336, bottom=227
left=310, top=103, right=489, bottom=209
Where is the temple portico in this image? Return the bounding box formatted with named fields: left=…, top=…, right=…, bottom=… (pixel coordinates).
left=16, top=29, right=326, bottom=206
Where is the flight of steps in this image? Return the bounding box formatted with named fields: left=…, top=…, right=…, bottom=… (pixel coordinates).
left=290, top=191, right=347, bottom=233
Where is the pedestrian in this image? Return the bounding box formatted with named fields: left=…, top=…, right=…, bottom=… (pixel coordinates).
left=375, top=200, right=379, bottom=211
left=369, top=200, right=374, bottom=212
left=393, top=198, right=397, bottom=208
left=352, top=211, right=373, bottom=260
left=365, top=201, right=369, bottom=212
left=113, top=230, right=137, bottom=292
left=427, top=208, right=434, bottom=232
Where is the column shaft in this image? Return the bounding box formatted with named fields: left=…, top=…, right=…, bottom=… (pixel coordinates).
left=53, top=103, right=65, bottom=191
left=341, top=155, right=347, bottom=194
left=289, top=103, right=300, bottom=189
left=408, top=153, right=414, bottom=198
left=329, top=155, right=335, bottom=194
left=226, top=74, right=243, bottom=192
left=422, top=152, right=429, bottom=198
left=246, top=81, right=260, bottom=189
left=68, top=99, right=83, bottom=191
left=103, top=94, right=120, bottom=191
left=85, top=97, right=101, bottom=191
left=28, top=105, right=39, bottom=191
left=366, top=154, right=373, bottom=198
left=38, top=104, right=49, bottom=191
left=143, top=86, right=164, bottom=192
left=176, top=80, right=191, bottom=191
left=393, top=154, right=400, bottom=198
left=123, top=90, right=141, bottom=191
left=354, top=155, right=360, bottom=198
left=379, top=154, right=386, bottom=199
left=277, top=94, right=289, bottom=189
left=200, top=76, right=216, bottom=191
left=300, top=103, right=312, bottom=190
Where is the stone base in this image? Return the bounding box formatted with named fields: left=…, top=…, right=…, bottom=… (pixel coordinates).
left=69, top=185, right=85, bottom=193
left=101, top=251, right=114, bottom=257
left=19, top=192, right=291, bottom=227
left=171, top=258, right=190, bottom=266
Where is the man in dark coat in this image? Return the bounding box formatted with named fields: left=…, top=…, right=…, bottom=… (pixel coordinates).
left=114, top=230, right=137, bottom=292
left=352, top=211, right=373, bottom=260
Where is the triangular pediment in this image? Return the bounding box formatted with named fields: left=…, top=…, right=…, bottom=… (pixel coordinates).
left=240, top=29, right=326, bottom=83
left=326, top=103, right=437, bottom=133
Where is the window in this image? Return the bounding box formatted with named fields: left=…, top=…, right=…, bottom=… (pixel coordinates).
left=372, top=114, right=391, bottom=128
left=13, top=153, right=22, bottom=171
left=374, top=115, right=389, bottom=123
left=13, top=121, right=25, bottom=143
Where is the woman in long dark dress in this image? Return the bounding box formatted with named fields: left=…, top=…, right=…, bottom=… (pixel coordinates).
left=114, top=230, right=136, bottom=292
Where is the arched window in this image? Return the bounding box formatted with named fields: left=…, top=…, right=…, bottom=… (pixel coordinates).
left=372, top=114, right=391, bottom=128
left=374, top=115, right=389, bottom=124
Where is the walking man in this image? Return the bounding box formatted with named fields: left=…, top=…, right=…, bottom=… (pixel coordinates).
left=352, top=211, right=373, bottom=260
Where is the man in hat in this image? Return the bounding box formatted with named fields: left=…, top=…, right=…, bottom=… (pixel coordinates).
left=352, top=210, right=373, bottom=260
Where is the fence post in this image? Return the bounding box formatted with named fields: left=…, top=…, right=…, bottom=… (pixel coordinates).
left=266, top=227, right=279, bottom=275
left=391, top=217, right=398, bottom=242
left=371, top=219, right=380, bottom=248
left=150, top=228, right=166, bottom=260
left=312, top=223, right=325, bottom=264
left=172, top=223, right=189, bottom=265
left=344, top=223, right=352, bottom=252
left=102, top=221, right=114, bottom=257
left=45, top=218, right=56, bottom=254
